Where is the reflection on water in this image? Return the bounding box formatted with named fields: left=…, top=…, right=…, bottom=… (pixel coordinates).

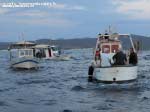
left=0, top=49, right=149, bottom=112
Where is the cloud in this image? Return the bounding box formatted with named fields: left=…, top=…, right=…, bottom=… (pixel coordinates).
left=0, top=8, right=9, bottom=15
left=13, top=10, right=49, bottom=17
left=0, top=2, right=86, bottom=11
left=10, top=10, right=76, bottom=28
left=112, top=0, right=150, bottom=19
left=16, top=17, right=74, bottom=28
left=0, top=2, right=84, bottom=34
left=48, top=2, right=86, bottom=11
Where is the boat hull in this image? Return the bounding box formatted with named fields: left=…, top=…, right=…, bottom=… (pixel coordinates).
left=11, top=58, right=39, bottom=69
left=94, top=65, right=137, bottom=82
left=44, top=55, right=71, bottom=61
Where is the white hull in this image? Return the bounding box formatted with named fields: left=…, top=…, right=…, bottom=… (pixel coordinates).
left=94, top=65, right=137, bottom=82
left=44, top=55, right=71, bottom=61
left=11, top=58, right=38, bottom=69
left=54, top=55, right=71, bottom=61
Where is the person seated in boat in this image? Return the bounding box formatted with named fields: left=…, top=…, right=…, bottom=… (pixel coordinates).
left=36, top=50, right=42, bottom=58
left=112, top=48, right=127, bottom=65
left=129, top=48, right=138, bottom=65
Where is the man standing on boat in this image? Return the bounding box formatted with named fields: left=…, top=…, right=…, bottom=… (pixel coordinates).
left=95, top=48, right=101, bottom=66
left=129, top=48, right=138, bottom=65
left=113, top=48, right=127, bottom=65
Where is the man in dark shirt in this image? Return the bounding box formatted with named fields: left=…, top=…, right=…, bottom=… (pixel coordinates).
left=113, top=49, right=127, bottom=65
left=129, top=48, right=138, bottom=65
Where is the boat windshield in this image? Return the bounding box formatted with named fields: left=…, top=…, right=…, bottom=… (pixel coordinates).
left=101, top=42, right=121, bottom=54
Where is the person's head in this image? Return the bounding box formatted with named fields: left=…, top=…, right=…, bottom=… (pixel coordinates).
left=117, top=47, right=122, bottom=53
left=130, top=48, right=134, bottom=53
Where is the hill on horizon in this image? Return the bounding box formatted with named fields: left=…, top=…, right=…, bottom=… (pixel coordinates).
left=0, top=34, right=150, bottom=50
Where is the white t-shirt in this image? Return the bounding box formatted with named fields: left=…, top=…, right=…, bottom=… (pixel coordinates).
left=101, top=53, right=112, bottom=67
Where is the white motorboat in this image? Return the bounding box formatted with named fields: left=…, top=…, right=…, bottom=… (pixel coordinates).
left=33, top=44, right=71, bottom=61
left=9, top=41, right=39, bottom=69
left=88, top=30, right=138, bottom=83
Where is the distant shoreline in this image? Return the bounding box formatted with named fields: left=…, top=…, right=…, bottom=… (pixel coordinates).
left=0, top=35, right=150, bottom=50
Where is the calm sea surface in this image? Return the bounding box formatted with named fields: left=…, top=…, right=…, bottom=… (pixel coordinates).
left=0, top=49, right=149, bottom=112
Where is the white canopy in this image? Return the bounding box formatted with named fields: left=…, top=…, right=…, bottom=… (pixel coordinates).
left=15, top=41, right=36, bottom=45
left=33, top=44, right=50, bottom=48
left=10, top=41, right=36, bottom=49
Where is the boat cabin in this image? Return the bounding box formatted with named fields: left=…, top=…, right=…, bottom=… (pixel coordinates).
left=33, top=45, right=61, bottom=59
left=18, top=49, right=34, bottom=58
left=98, top=34, right=122, bottom=54
left=9, top=41, right=36, bottom=60
left=101, top=41, right=121, bottom=54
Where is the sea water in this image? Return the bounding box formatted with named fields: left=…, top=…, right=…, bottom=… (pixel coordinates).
left=0, top=49, right=149, bottom=112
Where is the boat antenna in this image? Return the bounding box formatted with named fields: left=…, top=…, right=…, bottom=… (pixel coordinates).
left=21, top=33, right=26, bottom=48
left=94, top=34, right=100, bottom=60
left=109, top=25, right=111, bottom=34
left=49, top=38, right=51, bottom=45
left=19, top=33, right=25, bottom=41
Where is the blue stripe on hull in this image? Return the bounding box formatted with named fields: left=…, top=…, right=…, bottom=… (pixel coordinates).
left=12, top=60, right=38, bottom=66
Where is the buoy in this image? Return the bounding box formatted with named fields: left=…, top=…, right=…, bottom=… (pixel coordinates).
left=88, top=65, right=94, bottom=82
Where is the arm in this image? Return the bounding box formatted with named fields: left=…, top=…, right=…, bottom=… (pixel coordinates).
left=113, top=54, right=116, bottom=60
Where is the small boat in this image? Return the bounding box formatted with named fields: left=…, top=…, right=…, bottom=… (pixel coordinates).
left=9, top=41, right=39, bottom=69
left=88, top=30, right=138, bottom=83
left=33, top=44, right=71, bottom=61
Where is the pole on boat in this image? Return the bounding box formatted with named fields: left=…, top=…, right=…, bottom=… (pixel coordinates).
left=94, top=34, right=100, bottom=59
left=129, top=34, right=136, bottom=52
left=118, top=34, right=136, bottom=52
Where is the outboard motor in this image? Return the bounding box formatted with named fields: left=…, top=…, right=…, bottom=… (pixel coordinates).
left=88, top=65, right=94, bottom=82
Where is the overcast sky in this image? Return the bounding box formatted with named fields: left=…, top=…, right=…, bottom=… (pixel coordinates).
left=0, top=0, right=150, bottom=42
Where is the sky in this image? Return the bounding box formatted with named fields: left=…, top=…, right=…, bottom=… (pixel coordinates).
left=0, top=0, right=150, bottom=42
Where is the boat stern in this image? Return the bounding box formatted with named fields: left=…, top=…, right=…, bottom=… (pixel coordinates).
left=94, top=65, right=138, bottom=82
